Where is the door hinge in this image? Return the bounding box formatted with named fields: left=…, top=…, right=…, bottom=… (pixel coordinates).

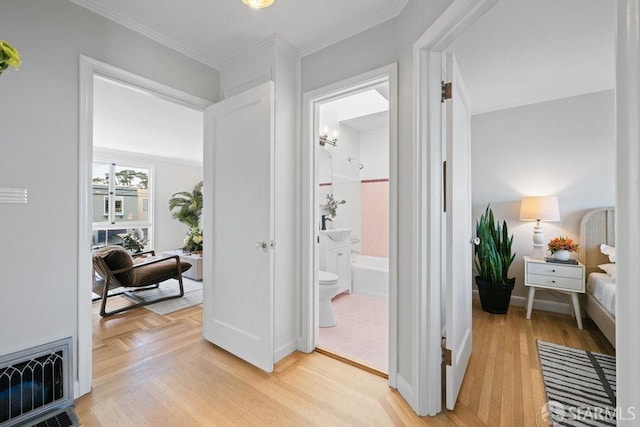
left=443, top=347, right=452, bottom=366
left=441, top=81, right=452, bottom=103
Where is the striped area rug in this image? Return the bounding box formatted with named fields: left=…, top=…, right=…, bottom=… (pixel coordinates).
left=537, top=340, right=616, bottom=426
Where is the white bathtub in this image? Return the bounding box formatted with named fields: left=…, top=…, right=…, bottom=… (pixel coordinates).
left=351, top=255, right=389, bottom=298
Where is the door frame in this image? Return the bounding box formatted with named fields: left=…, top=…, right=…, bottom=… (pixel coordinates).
left=77, top=55, right=211, bottom=396
left=412, top=0, right=498, bottom=415
left=300, top=63, right=398, bottom=386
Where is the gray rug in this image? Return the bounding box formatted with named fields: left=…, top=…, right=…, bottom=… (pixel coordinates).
left=537, top=340, right=616, bottom=426
left=122, top=278, right=203, bottom=315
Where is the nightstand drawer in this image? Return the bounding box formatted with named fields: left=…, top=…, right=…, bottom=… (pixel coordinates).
left=527, top=263, right=583, bottom=279
left=526, top=273, right=583, bottom=291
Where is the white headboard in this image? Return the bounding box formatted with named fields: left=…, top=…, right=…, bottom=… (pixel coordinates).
left=579, top=207, right=615, bottom=277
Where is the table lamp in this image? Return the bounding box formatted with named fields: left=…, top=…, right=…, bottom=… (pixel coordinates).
left=519, top=196, right=560, bottom=259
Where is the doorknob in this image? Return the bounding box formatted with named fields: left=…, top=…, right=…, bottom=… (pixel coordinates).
left=256, top=241, right=268, bottom=249
left=471, top=237, right=480, bottom=245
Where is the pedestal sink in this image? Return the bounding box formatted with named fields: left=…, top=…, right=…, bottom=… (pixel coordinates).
left=319, top=228, right=352, bottom=242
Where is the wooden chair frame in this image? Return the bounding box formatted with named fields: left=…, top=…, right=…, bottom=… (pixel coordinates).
left=93, top=249, right=186, bottom=317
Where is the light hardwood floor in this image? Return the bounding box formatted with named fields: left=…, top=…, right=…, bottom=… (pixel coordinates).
left=75, top=297, right=614, bottom=426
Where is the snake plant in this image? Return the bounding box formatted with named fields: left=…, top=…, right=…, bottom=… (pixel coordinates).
left=474, top=205, right=515, bottom=285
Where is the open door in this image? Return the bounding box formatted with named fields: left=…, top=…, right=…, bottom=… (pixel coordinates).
left=202, top=81, right=275, bottom=373
left=444, top=53, right=473, bottom=410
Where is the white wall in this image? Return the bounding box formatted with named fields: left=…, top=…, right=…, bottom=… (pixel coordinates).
left=471, top=90, right=616, bottom=300
left=0, top=0, right=218, bottom=378
left=360, top=127, right=390, bottom=180
left=301, top=0, right=453, bottom=401
left=94, top=148, right=203, bottom=254
left=319, top=102, right=362, bottom=245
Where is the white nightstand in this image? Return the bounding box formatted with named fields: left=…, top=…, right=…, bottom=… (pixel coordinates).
left=523, top=256, right=585, bottom=329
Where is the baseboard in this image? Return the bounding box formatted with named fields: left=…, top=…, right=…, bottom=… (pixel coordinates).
left=472, top=290, right=572, bottom=315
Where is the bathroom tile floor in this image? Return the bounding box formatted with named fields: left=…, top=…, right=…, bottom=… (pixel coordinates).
left=318, top=292, right=388, bottom=372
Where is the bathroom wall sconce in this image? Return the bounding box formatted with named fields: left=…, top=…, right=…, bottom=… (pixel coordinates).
left=319, top=133, right=338, bottom=147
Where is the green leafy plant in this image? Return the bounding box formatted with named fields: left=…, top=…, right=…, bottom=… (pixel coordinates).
left=168, top=181, right=203, bottom=230
left=0, top=40, right=22, bottom=77
left=121, top=233, right=146, bottom=253
left=183, top=227, right=203, bottom=253
left=169, top=181, right=203, bottom=252
left=325, top=193, right=346, bottom=218
left=474, top=205, right=515, bottom=285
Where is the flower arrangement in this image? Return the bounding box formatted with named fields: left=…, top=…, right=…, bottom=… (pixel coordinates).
left=122, top=233, right=146, bottom=253
left=0, top=40, right=22, bottom=77
left=325, top=193, right=346, bottom=218
left=183, top=227, right=203, bottom=253
left=547, top=236, right=578, bottom=254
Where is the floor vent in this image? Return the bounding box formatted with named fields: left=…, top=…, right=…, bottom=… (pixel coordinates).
left=28, top=407, right=80, bottom=427
left=0, top=338, right=76, bottom=427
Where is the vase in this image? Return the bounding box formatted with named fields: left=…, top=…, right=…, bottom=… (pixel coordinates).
left=554, top=249, right=571, bottom=261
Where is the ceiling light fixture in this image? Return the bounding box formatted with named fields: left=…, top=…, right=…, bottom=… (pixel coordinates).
left=242, top=0, right=275, bottom=9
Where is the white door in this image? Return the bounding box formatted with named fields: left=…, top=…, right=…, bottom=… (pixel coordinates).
left=444, top=54, right=473, bottom=410
left=203, top=81, right=275, bottom=373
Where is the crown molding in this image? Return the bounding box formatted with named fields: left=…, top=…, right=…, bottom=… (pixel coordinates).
left=219, top=33, right=299, bottom=71
left=298, top=0, right=410, bottom=57
left=69, top=0, right=221, bottom=70
left=70, top=0, right=410, bottom=69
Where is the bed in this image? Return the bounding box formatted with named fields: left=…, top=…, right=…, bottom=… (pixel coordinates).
left=579, top=207, right=616, bottom=347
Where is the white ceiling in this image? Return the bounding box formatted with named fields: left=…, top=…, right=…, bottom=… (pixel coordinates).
left=341, top=111, right=389, bottom=133
left=84, top=0, right=616, bottom=159
left=93, top=76, right=204, bottom=162
left=70, top=0, right=410, bottom=69
left=448, top=0, right=615, bottom=114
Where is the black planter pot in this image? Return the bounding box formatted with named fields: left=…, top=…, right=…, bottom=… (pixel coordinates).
left=475, top=276, right=516, bottom=314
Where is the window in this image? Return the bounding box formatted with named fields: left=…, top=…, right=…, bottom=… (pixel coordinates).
left=92, top=162, right=152, bottom=250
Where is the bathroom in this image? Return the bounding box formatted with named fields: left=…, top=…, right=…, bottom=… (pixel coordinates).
left=316, top=82, right=390, bottom=373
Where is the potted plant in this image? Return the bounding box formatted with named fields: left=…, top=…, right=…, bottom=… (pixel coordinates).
left=121, top=232, right=146, bottom=253
left=0, top=40, right=22, bottom=77
left=548, top=236, right=578, bottom=261
left=168, top=181, right=203, bottom=253
left=474, top=205, right=516, bottom=314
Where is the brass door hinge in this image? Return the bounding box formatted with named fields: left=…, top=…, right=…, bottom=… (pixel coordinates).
left=442, top=338, right=452, bottom=366
left=441, top=82, right=452, bottom=103
left=443, top=348, right=452, bottom=366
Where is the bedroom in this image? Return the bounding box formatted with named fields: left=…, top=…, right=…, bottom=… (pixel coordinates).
left=438, top=0, right=618, bottom=420
left=448, top=0, right=616, bottom=327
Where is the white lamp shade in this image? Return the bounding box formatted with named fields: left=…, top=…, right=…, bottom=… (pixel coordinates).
left=519, top=196, right=560, bottom=221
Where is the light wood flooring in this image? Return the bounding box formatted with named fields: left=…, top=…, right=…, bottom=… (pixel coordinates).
left=75, top=297, right=614, bottom=426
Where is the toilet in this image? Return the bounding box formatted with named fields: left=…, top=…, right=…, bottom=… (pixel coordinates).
left=318, top=270, right=340, bottom=327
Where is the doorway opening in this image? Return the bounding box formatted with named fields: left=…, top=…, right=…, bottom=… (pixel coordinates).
left=89, top=74, right=204, bottom=303
left=301, top=64, right=398, bottom=383
left=315, top=84, right=390, bottom=374
left=77, top=56, right=210, bottom=394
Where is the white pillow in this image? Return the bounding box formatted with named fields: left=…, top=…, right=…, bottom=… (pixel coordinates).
left=600, top=244, right=616, bottom=263
left=598, top=263, right=616, bottom=278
